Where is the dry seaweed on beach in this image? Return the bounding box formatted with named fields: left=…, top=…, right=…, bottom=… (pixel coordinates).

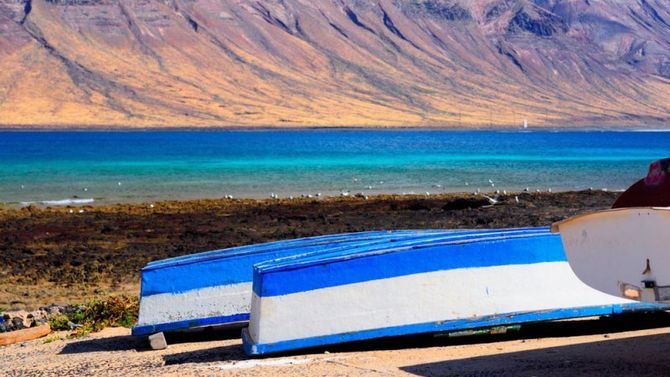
left=0, top=190, right=618, bottom=309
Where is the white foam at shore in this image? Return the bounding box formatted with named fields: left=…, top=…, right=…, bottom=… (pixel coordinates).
left=21, top=198, right=95, bottom=206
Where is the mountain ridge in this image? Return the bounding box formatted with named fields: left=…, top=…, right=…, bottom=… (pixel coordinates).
left=1, top=0, right=670, bottom=128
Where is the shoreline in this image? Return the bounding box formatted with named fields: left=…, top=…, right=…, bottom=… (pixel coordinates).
left=2, top=187, right=623, bottom=209
left=0, top=190, right=620, bottom=309
left=2, top=189, right=611, bottom=209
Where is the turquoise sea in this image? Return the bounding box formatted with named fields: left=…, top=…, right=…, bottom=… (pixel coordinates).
left=1, top=130, right=669, bottom=205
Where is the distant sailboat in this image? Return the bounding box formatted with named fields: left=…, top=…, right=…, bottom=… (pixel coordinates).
left=523, top=119, right=528, bottom=129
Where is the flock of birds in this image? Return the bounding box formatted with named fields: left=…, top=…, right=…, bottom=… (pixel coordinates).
left=257, top=177, right=562, bottom=206
left=17, top=177, right=613, bottom=210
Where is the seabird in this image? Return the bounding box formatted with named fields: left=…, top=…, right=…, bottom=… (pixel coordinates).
left=483, top=195, right=499, bottom=206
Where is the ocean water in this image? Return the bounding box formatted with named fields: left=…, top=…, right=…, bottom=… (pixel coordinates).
left=1, top=130, right=669, bottom=205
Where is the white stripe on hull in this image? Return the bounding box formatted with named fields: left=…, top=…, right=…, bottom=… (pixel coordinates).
left=249, top=262, right=632, bottom=344
left=137, top=282, right=251, bottom=327
left=553, top=207, right=670, bottom=301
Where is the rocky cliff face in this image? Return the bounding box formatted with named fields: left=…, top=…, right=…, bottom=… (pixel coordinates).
left=1, top=0, right=669, bottom=127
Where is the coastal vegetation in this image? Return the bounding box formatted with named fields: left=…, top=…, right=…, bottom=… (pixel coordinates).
left=0, top=190, right=618, bottom=309
left=48, top=295, right=138, bottom=336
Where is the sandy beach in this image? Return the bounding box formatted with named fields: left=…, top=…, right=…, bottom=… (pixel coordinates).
left=2, top=313, right=670, bottom=376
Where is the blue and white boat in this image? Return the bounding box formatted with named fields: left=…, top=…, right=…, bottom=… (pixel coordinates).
left=133, top=229, right=477, bottom=338
left=243, top=228, right=667, bottom=355
left=133, top=228, right=549, bottom=340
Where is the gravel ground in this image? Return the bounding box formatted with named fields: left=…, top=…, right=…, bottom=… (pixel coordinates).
left=2, top=314, right=670, bottom=376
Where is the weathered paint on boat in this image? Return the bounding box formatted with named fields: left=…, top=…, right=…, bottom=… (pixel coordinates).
left=243, top=229, right=667, bottom=355
left=552, top=207, right=670, bottom=303
left=133, top=230, right=429, bottom=335
left=132, top=228, right=547, bottom=336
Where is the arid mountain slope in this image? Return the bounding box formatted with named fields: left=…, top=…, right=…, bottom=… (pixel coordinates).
left=0, top=0, right=669, bottom=128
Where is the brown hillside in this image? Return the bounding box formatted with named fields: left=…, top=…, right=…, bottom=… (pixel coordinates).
left=1, top=0, right=669, bottom=128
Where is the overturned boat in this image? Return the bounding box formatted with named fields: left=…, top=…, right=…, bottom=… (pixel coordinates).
left=243, top=228, right=666, bottom=355
left=553, top=158, right=670, bottom=303
left=133, top=228, right=548, bottom=342
left=134, top=229, right=530, bottom=339
left=552, top=207, right=670, bottom=303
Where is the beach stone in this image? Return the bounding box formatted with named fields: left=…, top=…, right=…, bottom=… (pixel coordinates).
left=148, top=332, right=168, bottom=350
left=2, top=309, right=49, bottom=330
left=6, top=310, right=31, bottom=328
left=40, top=304, right=65, bottom=316
left=11, top=317, right=24, bottom=330
left=29, top=309, right=49, bottom=323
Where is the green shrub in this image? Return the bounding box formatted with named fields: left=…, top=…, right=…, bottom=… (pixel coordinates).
left=48, top=314, right=71, bottom=331
left=48, top=295, right=139, bottom=336
left=43, top=335, right=61, bottom=344
left=80, top=295, right=139, bottom=332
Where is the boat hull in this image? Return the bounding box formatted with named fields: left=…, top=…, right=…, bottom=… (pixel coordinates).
left=133, top=230, right=433, bottom=336
left=552, top=207, right=670, bottom=302
left=244, top=230, right=667, bottom=355
left=134, top=229, right=551, bottom=336
left=133, top=228, right=550, bottom=336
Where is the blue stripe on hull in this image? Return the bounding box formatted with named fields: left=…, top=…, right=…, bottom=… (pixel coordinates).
left=131, top=313, right=249, bottom=336
left=145, top=230, right=472, bottom=270
left=255, top=228, right=550, bottom=271
left=140, top=230, right=451, bottom=296
left=254, top=232, right=561, bottom=297
left=140, top=228, right=547, bottom=297
left=242, top=303, right=667, bottom=355
left=144, top=231, right=406, bottom=269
